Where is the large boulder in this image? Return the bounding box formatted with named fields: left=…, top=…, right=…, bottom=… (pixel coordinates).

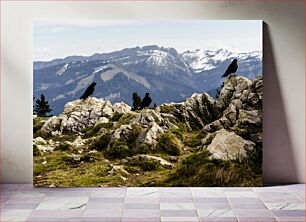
left=111, top=124, right=134, bottom=141
left=137, top=122, right=165, bottom=145
left=203, top=75, right=263, bottom=140
left=217, top=75, right=252, bottom=110
left=113, top=102, right=132, bottom=114
left=161, top=93, right=221, bottom=130
left=130, top=109, right=177, bottom=130
left=41, top=97, right=131, bottom=134
left=206, top=129, right=255, bottom=161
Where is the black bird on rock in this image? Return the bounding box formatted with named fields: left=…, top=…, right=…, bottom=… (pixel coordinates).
left=139, top=93, right=152, bottom=110
left=80, top=82, right=97, bottom=100
left=222, top=59, right=238, bottom=78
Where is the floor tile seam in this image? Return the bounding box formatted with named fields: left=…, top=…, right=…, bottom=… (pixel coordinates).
left=289, top=190, right=305, bottom=203
left=80, top=189, right=93, bottom=221
left=255, top=191, right=280, bottom=222
left=120, top=187, right=128, bottom=222
left=158, top=187, right=162, bottom=221
left=225, top=191, right=239, bottom=222
left=191, top=187, right=209, bottom=221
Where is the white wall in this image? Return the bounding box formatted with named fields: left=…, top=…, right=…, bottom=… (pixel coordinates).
left=1, top=1, right=305, bottom=184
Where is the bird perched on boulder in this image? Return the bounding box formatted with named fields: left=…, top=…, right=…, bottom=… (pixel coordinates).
left=222, top=59, right=238, bottom=78
left=80, top=82, right=97, bottom=100
left=139, top=93, right=152, bottom=109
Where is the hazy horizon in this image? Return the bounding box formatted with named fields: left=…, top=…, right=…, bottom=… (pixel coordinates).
left=34, top=20, right=262, bottom=61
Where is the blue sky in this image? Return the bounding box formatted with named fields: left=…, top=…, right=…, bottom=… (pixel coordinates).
left=34, top=20, right=262, bottom=61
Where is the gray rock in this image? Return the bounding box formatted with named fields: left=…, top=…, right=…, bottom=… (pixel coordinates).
left=33, top=137, right=47, bottom=145
left=66, top=154, right=81, bottom=161
left=131, top=155, right=173, bottom=168
left=113, top=102, right=132, bottom=114
left=206, top=129, right=255, bottom=161
left=41, top=97, right=131, bottom=135
left=108, top=165, right=129, bottom=176
left=237, top=109, right=262, bottom=127
left=166, top=93, right=221, bottom=130
left=72, top=136, right=85, bottom=147
left=137, top=122, right=164, bottom=145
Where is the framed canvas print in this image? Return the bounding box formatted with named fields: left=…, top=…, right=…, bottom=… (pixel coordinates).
left=33, top=20, right=263, bottom=187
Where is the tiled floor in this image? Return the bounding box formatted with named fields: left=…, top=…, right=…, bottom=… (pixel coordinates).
left=0, top=184, right=304, bottom=222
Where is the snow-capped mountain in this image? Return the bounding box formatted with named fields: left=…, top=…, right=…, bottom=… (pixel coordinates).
left=182, top=49, right=261, bottom=73
left=34, top=45, right=262, bottom=114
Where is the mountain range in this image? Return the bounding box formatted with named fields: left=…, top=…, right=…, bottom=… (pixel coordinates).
left=34, top=45, right=262, bottom=115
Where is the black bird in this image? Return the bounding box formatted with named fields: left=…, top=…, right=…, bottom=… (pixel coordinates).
left=80, top=82, right=97, bottom=100
left=139, top=93, right=152, bottom=109
left=222, top=59, right=238, bottom=78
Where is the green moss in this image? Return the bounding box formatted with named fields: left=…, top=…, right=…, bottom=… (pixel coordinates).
left=33, top=151, right=71, bottom=176
left=127, top=157, right=159, bottom=171
left=88, top=132, right=112, bottom=151
left=169, top=150, right=262, bottom=187
left=33, top=117, right=49, bottom=138
left=51, top=133, right=78, bottom=143
left=105, top=140, right=132, bottom=159
left=111, top=112, right=124, bottom=122
left=33, top=117, right=48, bottom=133
left=157, top=132, right=182, bottom=156
left=55, top=142, right=71, bottom=151
left=128, top=124, right=143, bottom=144
left=184, top=131, right=202, bottom=147
left=132, top=143, right=151, bottom=155
left=115, top=113, right=135, bottom=128
left=33, top=144, right=41, bottom=156
left=169, top=123, right=186, bottom=140
left=82, top=122, right=113, bottom=139
left=160, top=105, right=173, bottom=113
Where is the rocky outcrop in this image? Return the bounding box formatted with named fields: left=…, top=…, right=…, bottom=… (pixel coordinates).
left=38, top=74, right=262, bottom=163
left=161, top=93, right=222, bottom=130
left=203, top=75, right=262, bottom=142
left=41, top=98, right=131, bottom=135
left=206, top=129, right=255, bottom=161
left=130, top=109, right=177, bottom=130
left=113, top=102, right=132, bottom=114
left=136, top=122, right=164, bottom=146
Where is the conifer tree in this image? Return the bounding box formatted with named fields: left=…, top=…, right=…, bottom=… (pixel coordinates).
left=34, top=94, right=52, bottom=117
left=132, top=92, right=142, bottom=110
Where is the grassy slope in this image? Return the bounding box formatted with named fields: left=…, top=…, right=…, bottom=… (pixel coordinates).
left=33, top=112, right=262, bottom=187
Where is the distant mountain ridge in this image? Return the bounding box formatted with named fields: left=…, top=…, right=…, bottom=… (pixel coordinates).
left=34, top=45, right=262, bottom=114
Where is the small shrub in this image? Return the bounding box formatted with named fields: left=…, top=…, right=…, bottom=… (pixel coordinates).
left=33, top=118, right=45, bottom=133
left=127, top=157, right=159, bottom=171
left=33, top=144, right=41, bottom=156
left=51, top=133, right=78, bottom=143
left=89, top=133, right=112, bottom=151
left=82, top=122, right=112, bottom=138
left=160, top=105, right=173, bottom=113
left=169, top=123, right=186, bottom=140
left=124, top=165, right=141, bottom=173
left=111, top=112, right=123, bottom=122
left=157, top=132, right=181, bottom=156
left=105, top=140, right=131, bottom=159
left=184, top=132, right=202, bottom=147
left=127, top=124, right=143, bottom=145
left=133, top=143, right=151, bottom=155
left=55, top=142, right=71, bottom=151
left=169, top=150, right=263, bottom=187
left=100, top=122, right=113, bottom=129
left=115, top=114, right=135, bottom=128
